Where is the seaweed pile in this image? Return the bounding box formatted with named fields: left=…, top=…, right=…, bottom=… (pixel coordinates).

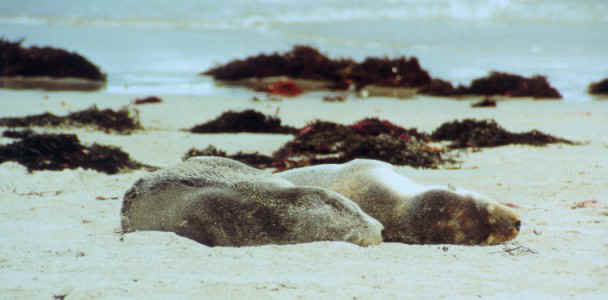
left=0, top=38, right=106, bottom=81
left=467, top=72, right=561, bottom=98
left=189, top=109, right=297, bottom=134
left=2, top=129, right=35, bottom=139
left=322, top=95, right=347, bottom=102
left=265, top=80, right=304, bottom=97
left=272, top=118, right=444, bottom=169
left=133, top=96, right=162, bottom=105
left=203, top=45, right=432, bottom=91
left=204, top=46, right=562, bottom=99
left=471, top=98, right=497, bottom=108
left=183, top=111, right=579, bottom=171
left=0, top=132, right=156, bottom=174
left=204, top=45, right=356, bottom=82
left=0, top=106, right=142, bottom=134
left=430, top=119, right=576, bottom=148
left=588, top=78, right=608, bottom=95
left=417, top=79, right=468, bottom=97
left=182, top=145, right=275, bottom=169
left=420, top=72, right=562, bottom=99
left=186, top=117, right=447, bottom=170
left=349, top=57, right=431, bottom=88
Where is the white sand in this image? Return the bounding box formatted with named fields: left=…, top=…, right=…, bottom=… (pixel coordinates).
left=1, top=90, right=607, bottom=299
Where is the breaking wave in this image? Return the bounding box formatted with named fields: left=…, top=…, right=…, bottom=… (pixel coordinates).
left=1, top=0, right=606, bottom=30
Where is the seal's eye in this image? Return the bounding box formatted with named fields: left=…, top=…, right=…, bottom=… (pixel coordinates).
left=514, top=220, right=521, bottom=231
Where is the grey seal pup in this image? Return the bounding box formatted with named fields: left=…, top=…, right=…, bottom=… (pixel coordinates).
left=120, top=157, right=383, bottom=247
left=277, top=159, right=521, bottom=245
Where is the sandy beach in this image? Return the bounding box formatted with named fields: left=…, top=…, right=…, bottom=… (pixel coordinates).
left=1, top=90, right=607, bottom=299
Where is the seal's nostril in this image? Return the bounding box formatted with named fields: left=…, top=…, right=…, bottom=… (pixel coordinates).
left=514, top=220, right=521, bottom=231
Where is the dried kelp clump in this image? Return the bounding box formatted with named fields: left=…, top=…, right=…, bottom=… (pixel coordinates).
left=420, top=72, right=561, bottom=99
left=417, top=79, right=468, bottom=97
left=588, top=78, right=608, bottom=95
left=0, top=133, right=156, bottom=174
left=273, top=118, right=446, bottom=170
left=184, top=119, right=446, bottom=171
left=349, top=118, right=429, bottom=140
left=431, top=119, right=576, bottom=148
left=189, top=109, right=297, bottom=134
left=204, top=45, right=354, bottom=82
left=133, top=96, right=162, bottom=105
left=2, top=129, right=35, bottom=139
left=181, top=117, right=577, bottom=171
left=0, top=106, right=142, bottom=134
left=471, top=97, right=497, bottom=108
left=204, top=45, right=431, bottom=91
left=0, top=38, right=106, bottom=82
left=348, top=57, right=431, bottom=89
left=183, top=145, right=275, bottom=169
left=467, top=72, right=561, bottom=98
left=204, top=46, right=562, bottom=99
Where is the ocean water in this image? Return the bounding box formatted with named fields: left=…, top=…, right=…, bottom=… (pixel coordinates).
left=1, top=0, right=607, bottom=101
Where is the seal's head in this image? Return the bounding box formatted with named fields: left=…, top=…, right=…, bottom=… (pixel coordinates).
left=392, top=189, right=520, bottom=245
left=275, top=186, right=384, bottom=247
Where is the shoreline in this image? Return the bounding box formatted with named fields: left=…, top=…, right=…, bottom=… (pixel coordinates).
left=0, top=76, right=106, bottom=91
left=213, top=76, right=572, bottom=101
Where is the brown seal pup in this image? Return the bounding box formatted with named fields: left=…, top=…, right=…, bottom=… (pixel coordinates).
left=277, top=159, right=521, bottom=245
left=120, top=156, right=383, bottom=247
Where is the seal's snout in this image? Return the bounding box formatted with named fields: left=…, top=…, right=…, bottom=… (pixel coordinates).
left=514, top=220, right=521, bottom=232
left=343, top=221, right=383, bottom=247
left=482, top=203, right=522, bottom=245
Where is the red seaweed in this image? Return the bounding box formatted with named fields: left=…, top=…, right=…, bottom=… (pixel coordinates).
left=273, top=118, right=445, bottom=170
left=265, top=80, right=303, bottom=97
